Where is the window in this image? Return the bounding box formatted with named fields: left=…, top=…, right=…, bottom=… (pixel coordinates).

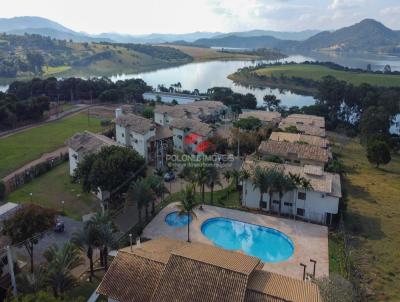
left=297, top=208, right=305, bottom=216
left=178, top=135, right=183, bottom=140
left=261, top=201, right=267, bottom=208
left=273, top=200, right=279, bottom=205
left=284, top=202, right=293, bottom=207
left=121, top=133, right=124, bottom=137
left=298, top=192, right=306, bottom=200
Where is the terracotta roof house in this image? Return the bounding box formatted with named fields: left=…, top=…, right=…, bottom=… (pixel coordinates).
left=66, top=131, right=119, bottom=201
left=97, top=237, right=322, bottom=302
left=258, top=140, right=331, bottom=167
left=241, top=160, right=341, bottom=225
left=115, top=109, right=173, bottom=166
left=154, top=101, right=227, bottom=126
left=269, top=132, right=329, bottom=149
left=239, top=111, right=282, bottom=125
left=169, top=118, right=213, bottom=155
left=279, top=114, right=326, bottom=137
left=67, top=131, right=118, bottom=176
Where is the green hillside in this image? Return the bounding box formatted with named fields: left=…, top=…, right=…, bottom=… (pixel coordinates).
left=0, top=33, right=193, bottom=78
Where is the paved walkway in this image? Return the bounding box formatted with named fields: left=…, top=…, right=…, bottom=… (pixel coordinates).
left=143, top=203, right=329, bottom=280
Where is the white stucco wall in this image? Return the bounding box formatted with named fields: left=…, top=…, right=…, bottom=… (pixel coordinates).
left=242, top=179, right=339, bottom=225
left=172, top=128, right=185, bottom=151
left=154, top=112, right=166, bottom=126
left=116, top=124, right=128, bottom=146
left=68, top=147, right=79, bottom=176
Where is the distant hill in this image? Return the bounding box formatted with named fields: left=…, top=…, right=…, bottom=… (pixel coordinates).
left=193, top=19, right=400, bottom=55
left=214, top=29, right=320, bottom=41
left=296, top=19, right=400, bottom=54
left=0, top=16, right=73, bottom=33
left=0, top=33, right=192, bottom=78
left=193, top=35, right=295, bottom=49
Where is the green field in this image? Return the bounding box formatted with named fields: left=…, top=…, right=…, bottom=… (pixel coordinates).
left=6, top=163, right=99, bottom=220
left=331, top=134, right=400, bottom=301
left=255, top=64, right=400, bottom=87
left=0, top=113, right=105, bottom=178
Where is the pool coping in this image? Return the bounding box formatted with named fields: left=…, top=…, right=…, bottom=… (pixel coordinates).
left=143, top=203, right=329, bottom=280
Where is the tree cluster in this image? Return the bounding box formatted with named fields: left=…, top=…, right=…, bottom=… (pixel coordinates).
left=207, top=87, right=257, bottom=112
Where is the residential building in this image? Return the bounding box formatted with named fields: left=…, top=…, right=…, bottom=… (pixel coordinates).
left=241, top=160, right=341, bottom=225
left=169, top=118, right=212, bottom=154
left=154, top=101, right=227, bottom=126
left=66, top=131, right=119, bottom=201
left=115, top=109, right=173, bottom=166
left=258, top=140, right=331, bottom=167
left=115, top=109, right=156, bottom=162
left=67, top=131, right=118, bottom=176
left=279, top=114, right=326, bottom=137
left=270, top=132, right=329, bottom=149
left=97, top=236, right=322, bottom=302
left=239, top=110, right=282, bottom=126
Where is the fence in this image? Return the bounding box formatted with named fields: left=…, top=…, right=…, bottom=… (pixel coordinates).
left=4, top=152, right=68, bottom=195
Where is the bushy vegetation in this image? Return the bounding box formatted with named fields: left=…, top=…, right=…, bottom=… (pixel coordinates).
left=207, top=87, right=257, bottom=112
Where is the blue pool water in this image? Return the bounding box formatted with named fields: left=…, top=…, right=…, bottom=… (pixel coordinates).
left=165, top=211, right=193, bottom=227
left=201, top=217, right=294, bottom=263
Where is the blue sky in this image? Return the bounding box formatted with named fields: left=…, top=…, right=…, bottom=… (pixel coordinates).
left=1, top=0, right=400, bottom=34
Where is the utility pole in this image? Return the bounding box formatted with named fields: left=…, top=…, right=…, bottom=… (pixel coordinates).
left=7, top=246, right=17, bottom=297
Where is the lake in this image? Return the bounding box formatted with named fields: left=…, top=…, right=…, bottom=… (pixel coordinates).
left=2, top=51, right=400, bottom=120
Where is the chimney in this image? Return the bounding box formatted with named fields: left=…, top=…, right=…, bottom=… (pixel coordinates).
left=115, top=108, right=123, bottom=118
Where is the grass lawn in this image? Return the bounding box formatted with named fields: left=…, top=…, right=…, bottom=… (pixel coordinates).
left=42, top=65, right=71, bottom=76
left=165, top=44, right=257, bottom=61
left=6, top=162, right=100, bottom=220
left=255, top=64, right=400, bottom=87
left=331, top=134, right=400, bottom=301
left=0, top=113, right=105, bottom=178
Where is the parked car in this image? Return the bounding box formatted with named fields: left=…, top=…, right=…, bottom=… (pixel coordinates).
left=164, top=171, right=175, bottom=182
left=54, top=220, right=65, bottom=233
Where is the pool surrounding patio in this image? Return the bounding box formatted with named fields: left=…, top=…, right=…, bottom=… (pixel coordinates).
left=143, top=203, right=329, bottom=280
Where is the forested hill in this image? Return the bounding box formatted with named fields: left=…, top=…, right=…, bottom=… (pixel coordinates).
left=193, top=19, right=400, bottom=55
left=0, top=33, right=192, bottom=78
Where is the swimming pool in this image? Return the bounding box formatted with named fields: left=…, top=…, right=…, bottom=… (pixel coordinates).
left=201, top=217, right=294, bottom=263
left=165, top=211, right=193, bottom=227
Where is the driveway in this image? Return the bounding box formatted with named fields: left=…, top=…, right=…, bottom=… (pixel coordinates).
left=15, top=216, right=84, bottom=264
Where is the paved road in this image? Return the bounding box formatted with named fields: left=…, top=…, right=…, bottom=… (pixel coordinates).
left=15, top=216, right=83, bottom=263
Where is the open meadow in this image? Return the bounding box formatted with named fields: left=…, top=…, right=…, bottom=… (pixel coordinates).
left=331, top=134, right=400, bottom=301
left=0, top=112, right=105, bottom=178
left=255, top=64, right=400, bottom=87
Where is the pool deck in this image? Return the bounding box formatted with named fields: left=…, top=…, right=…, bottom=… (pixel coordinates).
left=143, top=203, right=329, bottom=280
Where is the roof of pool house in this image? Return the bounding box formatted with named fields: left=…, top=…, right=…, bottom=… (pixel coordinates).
left=97, top=237, right=322, bottom=302
left=242, top=160, right=341, bottom=198
left=239, top=110, right=282, bottom=123
left=66, top=131, right=118, bottom=157
left=269, top=132, right=329, bottom=149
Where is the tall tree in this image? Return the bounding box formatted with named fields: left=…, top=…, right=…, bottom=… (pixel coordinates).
left=3, top=204, right=56, bottom=273
left=43, top=242, right=81, bottom=297
left=71, top=224, right=97, bottom=282
left=206, top=165, right=221, bottom=204
left=177, top=185, right=198, bottom=242
left=146, top=175, right=167, bottom=213
left=126, top=178, right=155, bottom=227
left=367, top=140, right=392, bottom=168
left=252, top=167, right=274, bottom=211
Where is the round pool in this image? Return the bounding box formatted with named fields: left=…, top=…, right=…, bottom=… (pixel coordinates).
left=165, top=211, right=193, bottom=227
left=201, top=217, right=294, bottom=263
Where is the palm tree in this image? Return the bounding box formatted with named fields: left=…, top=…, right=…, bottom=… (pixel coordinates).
left=231, top=169, right=241, bottom=189
left=97, top=223, right=117, bottom=271
left=274, top=172, right=296, bottom=216
left=194, top=162, right=208, bottom=210
left=239, top=169, right=251, bottom=205
left=16, top=266, right=47, bottom=294
left=88, top=212, right=116, bottom=270
left=223, top=170, right=232, bottom=200
left=252, top=167, right=270, bottom=210
left=147, top=175, right=168, bottom=213
left=71, top=224, right=97, bottom=282
left=206, top=165, right=221, bottom=204
left=43, top=242, right=81, bottom=297
left=177, top=185, right=198, bottom=242
left=289, top=173, right=313, bottom=219
left=126, top=178, right=155, bottom=227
